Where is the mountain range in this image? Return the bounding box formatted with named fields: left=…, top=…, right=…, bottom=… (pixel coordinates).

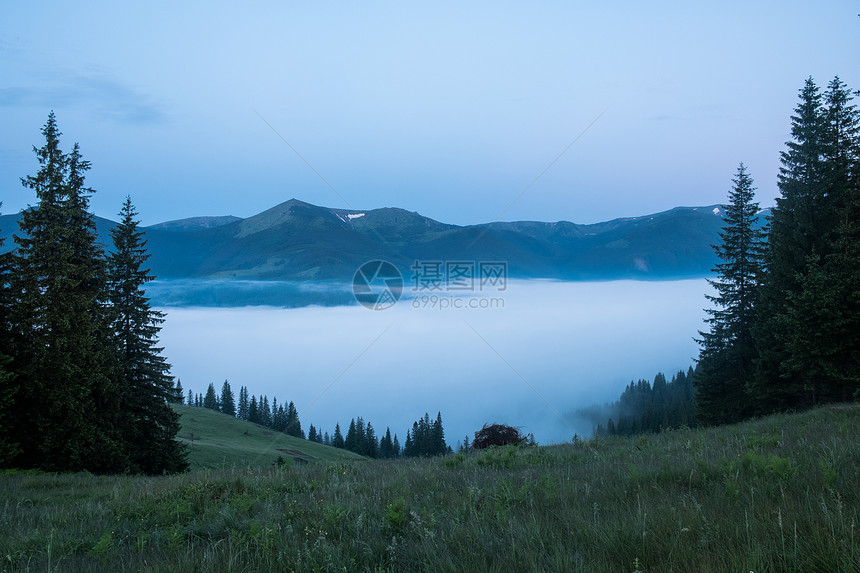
left=1, top=198, right=757, bottom=305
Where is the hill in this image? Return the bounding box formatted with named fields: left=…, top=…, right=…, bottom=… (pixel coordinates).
left=175, top=405, right=364, bottom=469
left=1, top=199, right=769, bottom=306
left=1, top=404, right=857, bottom=571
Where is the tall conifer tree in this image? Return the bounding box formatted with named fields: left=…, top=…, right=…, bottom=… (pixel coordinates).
left=696, top=164, right=766, bottom=424
left=203, top=382, right=219, bottom=410
left=285, top=401, right=302, bottom=437
left=108, top=197, right=187, bottom=473
left=332, top=423, right=344, bottom=449
left=220, top=380, right=236, bottom=417
left=11, top=114, right=122, bottom=471
left=754, top=76, right=860, bottom=408
left=237, top=386, right=249, bottom=419
left=778, top=77, right=860, bottom=403
left=0, top=206, right=18, bottom=465
left=753, top=79, right=828, bottom=409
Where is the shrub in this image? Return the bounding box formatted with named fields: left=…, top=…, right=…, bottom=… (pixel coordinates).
left=472, top=424, right=524, bottom=449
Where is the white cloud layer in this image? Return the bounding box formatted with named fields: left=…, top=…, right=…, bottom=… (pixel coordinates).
left=159, top=279, right=710, bottom=445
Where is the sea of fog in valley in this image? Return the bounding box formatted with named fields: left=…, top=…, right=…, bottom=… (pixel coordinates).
left=157, top=279, right=712, bottom=446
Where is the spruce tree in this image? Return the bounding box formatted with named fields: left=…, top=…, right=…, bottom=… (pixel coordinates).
left=379, top=427, right=394, bottom=458
left=203, top=383, right=219, bottom=410
left=755, top=76, right=860, bottom=408
left=345, top=418, right=358, bottom=452
left=403, top=413, right=446, bottom=456
left=0, top=210, right=18, bottom=465
left=403, top=430, right=414, bottom=457
left=696, top=163, right=766, bottom=424
left=821, top=77, right=859, bottom=240
left=332, top=423, right=344, bottom=449
left=824, top=188, right=860, bottom=400
left=108, top=197, right=187, bottom=473
left=365, top=422, right=378, bottom=458
left=753, top=78, right=829, bottom=409
left=819, top=77, right=859, bottom=400
left=272, top=397, right=281, bottom=430
left=0, top=353, right=16, bottom=466
left=172, top=379, right=184, bottom=404
left=285, top=401, right=302, bottom=437
left=260, top=395, right=271, bottom=427
left=10, top=114, right=122, bottom=472
left=237, top=386, right=249, bottom=420
left=779, top=77, right=860, bottom=403
left=220, top=380, right=236, bottom=417
left=420, top=414, right=431, bottom=455
left=355, top=417, right=367, bottom=454
left=460, top=435, right=471, bottom=453
left=274, top=404, right=287, bottom=432
left=431, top=412, right=447, bottom=455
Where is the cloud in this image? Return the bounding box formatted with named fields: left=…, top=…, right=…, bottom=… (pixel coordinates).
left=0, top=74, right=164, bottom=124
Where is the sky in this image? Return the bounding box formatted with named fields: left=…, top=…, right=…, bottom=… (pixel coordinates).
left=2, top=2, right=858, bottom=227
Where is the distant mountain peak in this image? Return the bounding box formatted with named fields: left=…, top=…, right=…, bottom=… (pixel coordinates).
left=235, top=198, right=346, bottom=239
left=147, top=215, right=242, bottom=232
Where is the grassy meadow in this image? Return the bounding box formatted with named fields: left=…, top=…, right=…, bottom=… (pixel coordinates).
left=1, top=404, right=858, bottom=572
left=175, top=406, right=365, bottom=468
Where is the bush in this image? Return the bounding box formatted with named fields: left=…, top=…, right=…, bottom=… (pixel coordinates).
left=472, top=424, right=524, bottom=449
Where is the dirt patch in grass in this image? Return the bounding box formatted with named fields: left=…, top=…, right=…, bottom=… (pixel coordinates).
left=277, top=449, right=306, bottom=456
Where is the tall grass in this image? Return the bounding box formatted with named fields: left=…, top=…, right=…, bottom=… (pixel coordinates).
left=2, top=405, right=858, bottom=572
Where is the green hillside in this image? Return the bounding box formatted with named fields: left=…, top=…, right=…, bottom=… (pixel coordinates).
left=175, top=405, right=364, bottom=469
left=1, top=404, right=857, bottom=571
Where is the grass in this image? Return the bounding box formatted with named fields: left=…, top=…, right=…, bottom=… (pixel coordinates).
left=1, top=404, right=859, bottom=572
left=174, top=405, right=365, bottom=469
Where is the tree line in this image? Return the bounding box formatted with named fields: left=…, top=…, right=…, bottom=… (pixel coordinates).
left=0, top=113, right=187, bottom=474
left=185, top=379, right=306, bottom=438
left=327, top=411, right=449, bottom=458
left=184, top=380, right=451, bottom=460
left=581, top=369, right=696, bottom=437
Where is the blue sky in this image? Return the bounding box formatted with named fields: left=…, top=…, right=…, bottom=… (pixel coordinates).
left=2, top=2, right=858, bottom=226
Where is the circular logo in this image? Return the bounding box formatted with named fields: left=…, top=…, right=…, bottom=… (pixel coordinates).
left=352, top=260, right=403, bottom=310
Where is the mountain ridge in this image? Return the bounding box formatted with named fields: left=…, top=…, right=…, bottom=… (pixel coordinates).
left=1, top=199, right=768, bottom=291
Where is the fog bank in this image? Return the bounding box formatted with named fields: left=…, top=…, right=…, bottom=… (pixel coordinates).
left=158, top=279, right=710, bottom=445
